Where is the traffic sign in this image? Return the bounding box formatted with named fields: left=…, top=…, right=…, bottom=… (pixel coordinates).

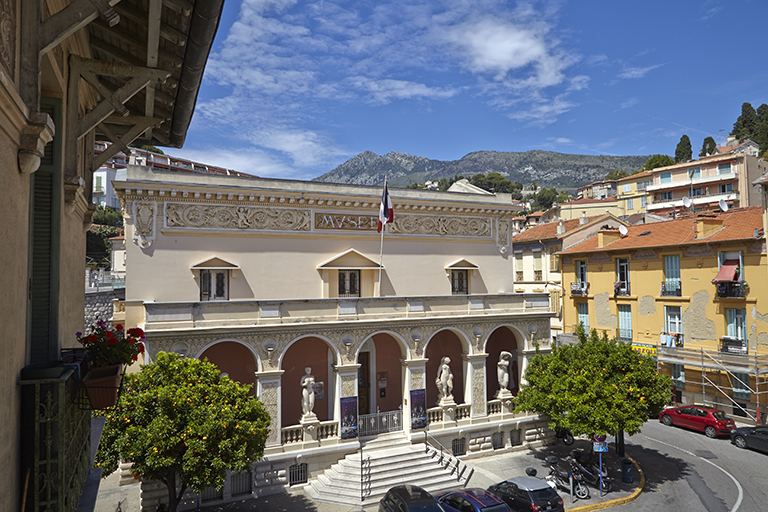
left=593, top=441, right=608, bottom=452
left=594, top=433, right=606, bottom=442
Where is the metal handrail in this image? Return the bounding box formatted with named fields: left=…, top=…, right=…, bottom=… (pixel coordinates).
left=423, top=431, right=473, bottom=484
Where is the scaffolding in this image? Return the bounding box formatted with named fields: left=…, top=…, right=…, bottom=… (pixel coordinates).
left=656, top=346, right=768, bottom=424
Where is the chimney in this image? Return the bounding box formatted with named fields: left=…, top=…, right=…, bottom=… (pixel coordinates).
left=696, top=217, right=724, bottom=238
left=556, top=221, right=565, bottom=235
left=579, top=211, right=587, bottom=225
left=597, top=229, right=621, bottom=248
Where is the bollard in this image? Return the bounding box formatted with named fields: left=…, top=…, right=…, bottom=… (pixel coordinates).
left=621, top=458, right=634, bottom=483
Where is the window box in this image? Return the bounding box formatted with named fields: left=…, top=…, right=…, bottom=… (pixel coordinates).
left=720, top=336, right=747, bottom=355
left=571, top=282, right=588, bottom=296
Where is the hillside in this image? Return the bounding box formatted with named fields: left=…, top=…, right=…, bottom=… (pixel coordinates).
left=313, top=150, right=651, bottom=191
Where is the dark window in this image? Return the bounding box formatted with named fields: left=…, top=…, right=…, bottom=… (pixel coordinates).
left=339, top=270, right=361, bottom=297
left=289, top=462, right=308, bottom=485
left=452, top=270, right=468, bottom=294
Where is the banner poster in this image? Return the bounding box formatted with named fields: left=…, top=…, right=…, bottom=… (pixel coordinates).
left=410, top=389, right=427, bottom=430
left=340, top=396, right=359, bottom=439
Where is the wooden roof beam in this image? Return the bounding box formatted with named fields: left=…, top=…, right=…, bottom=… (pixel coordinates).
left=113, top=2, right=187, bottom=46
left=40, top=0, right=122, bottom=55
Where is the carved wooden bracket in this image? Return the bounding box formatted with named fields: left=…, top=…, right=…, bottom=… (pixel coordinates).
left=18, top=111, right=55, bottom=174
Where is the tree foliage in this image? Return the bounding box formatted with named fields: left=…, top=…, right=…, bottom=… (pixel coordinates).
left=95, top=352, right=271, bottom=512
left=604, top=170, right=628, bottom=181
left=93, top=205, right=123, bottom=227
left=731, top=102, right=758, bottom=142
left=514, top=325, right=672, bottom=438
left=699, top=136, right=717, bottom=157
left=675, top=135, right=692, bottom=163
left=641, top=154, right=674, bottom=171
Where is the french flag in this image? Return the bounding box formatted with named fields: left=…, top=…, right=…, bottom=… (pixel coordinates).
left=377, top=181, right=394, bottom=233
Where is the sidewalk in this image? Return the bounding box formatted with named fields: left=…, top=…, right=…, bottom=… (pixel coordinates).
left=86, top=438, right=643, bottom=512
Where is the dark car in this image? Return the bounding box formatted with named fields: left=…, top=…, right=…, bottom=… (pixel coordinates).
left=488, top=476, right=564, bottom=512
left=434, top=488, right=511, bottom=512
left=730, top=426, right=768, bottom=454
left=379, top=485, right=446, bottom=512
left=659, top=405, right=735, bottom=438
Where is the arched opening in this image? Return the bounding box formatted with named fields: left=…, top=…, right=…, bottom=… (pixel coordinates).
left=281, top=337, right=335, bottom=424
left=425, top=330, right=465, bottom=407
left=199, top=341, right=258, bottom=394
left=485, top=326, right=520, bottom=401
left=357, top=333, right=404, bottom=415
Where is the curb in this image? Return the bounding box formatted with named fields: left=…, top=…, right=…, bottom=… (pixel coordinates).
left=566, top=455, right=645, bottom=512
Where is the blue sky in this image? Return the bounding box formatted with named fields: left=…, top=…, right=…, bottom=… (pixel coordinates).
left=167, top=0, right=768, bottom=181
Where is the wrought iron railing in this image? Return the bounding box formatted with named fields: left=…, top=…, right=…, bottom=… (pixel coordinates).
left=715, top=281, right=746, bottom=299
left=661, top=281, right=682, bottom=296
left=721, top=336, right=747, bottom=355
left=614, top=281, right=630, bottom=297
left=358, top=409, right=403, bottom=436
left=423, top=432, right=473, bottom=484
left=516, top=271, right=524, bottom=281
left=571, top=282, right=589, bottom=296
left=534, top=270, right=543, bottom=281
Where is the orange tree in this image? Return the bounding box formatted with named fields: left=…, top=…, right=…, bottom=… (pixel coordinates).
left=95, top=352, right=270, bottom=512
left=514, top=326, right=672, bottom=455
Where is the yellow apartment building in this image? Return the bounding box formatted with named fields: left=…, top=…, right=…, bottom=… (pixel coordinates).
left=559, top=207, right=768, bottom=425
left=616, top=170, right=653, bottom=215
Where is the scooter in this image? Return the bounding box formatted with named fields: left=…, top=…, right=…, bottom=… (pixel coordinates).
left=571, top=456, right=612, bottom=493
left=554, top=428, right=574, bottom=445
left=545, top=456, right=589, bottom=499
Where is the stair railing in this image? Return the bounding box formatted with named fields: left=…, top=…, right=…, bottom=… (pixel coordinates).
left=360, top=445, right=371, bottom=502
left=423, top=431, right=473, bottom=485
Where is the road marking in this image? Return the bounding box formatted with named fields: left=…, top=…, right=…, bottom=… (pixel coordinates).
left=639, top=434, right=743, bottom=512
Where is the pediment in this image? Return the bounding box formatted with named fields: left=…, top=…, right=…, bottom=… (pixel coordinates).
left=190, top=256, right=240, bottom=270
left=444, top=258, right=479, bottom=270
left=317, top=249, right=382, bottom=270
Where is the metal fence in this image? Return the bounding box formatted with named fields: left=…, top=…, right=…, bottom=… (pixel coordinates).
left=358, top=410, right=403, bottom=436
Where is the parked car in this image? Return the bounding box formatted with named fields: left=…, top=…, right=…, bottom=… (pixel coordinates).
left=488, top=476, right=564, bottom=512
left=379, top=485, right=446, bottom=512
left=434, top=488, right=511, bottom=512
left=659, top=405, right=735, bottom=438
left=730, top=426, right=768, bottom=454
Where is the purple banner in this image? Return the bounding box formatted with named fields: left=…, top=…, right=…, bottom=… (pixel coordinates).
left=340, top=396, right=358, bottom=439
left=410, top=389, right=427, bottom=430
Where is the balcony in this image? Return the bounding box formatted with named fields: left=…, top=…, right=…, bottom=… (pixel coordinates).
left=660, top=332, right=684, bottom=347
left=571, top=282, right=589, bottom=296
left=534, top=270, right=543, bottom=281
left=661, top=280, right=682, bottom=297
left=617, top=329, right=633, bottom=343
left=646, top=172, right=737, bottom=192
left=614, top=281, right=630, bottom=297
left=715, top=281, right=746, bottom=299
left=647, top=190, right=738, bottom=211
left=142, top=292, right=552, bottom=331
left=721, top=336, right=747, bottom=355
left=516, top=271, right=523, bottom=281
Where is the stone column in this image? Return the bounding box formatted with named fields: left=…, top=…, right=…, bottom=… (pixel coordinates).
left=334, top=363, right=360, bottom=442
left=403, top=358, right=427, bottom=437
left=465, top=354, right=488, bottom=417
left=255, top=369, right=284, bottom=447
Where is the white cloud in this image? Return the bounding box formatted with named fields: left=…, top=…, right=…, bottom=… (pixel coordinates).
left=617, top=64, right=662, bottom=79
left=349, top=77, right=459, bottom=104
left=165, top=146, right=307, bottom=180
left=620, top=97, right=639, bottom=109
left=507, top=95, right=576, bottom=125
left=551, top=137, right=573, bottom=144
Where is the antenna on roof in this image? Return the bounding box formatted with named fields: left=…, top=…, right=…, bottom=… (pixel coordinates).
left=619, top=225, right=628, bottom=237
left=719, top=198, right=729, bottom=212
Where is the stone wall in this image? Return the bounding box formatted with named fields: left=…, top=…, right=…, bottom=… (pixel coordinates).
left=84, top=288, right=125, bottom=329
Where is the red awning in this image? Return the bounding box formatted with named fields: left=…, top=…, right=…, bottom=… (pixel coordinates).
left=713, top=259, right=739, bottom=282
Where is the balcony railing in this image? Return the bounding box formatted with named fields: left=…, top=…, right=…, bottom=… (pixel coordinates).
left=661, top=280, right=682, bottom=296
left=515, top=271, right=523, bottom=281
left=715, top=281, right=746, bottom=299
left=142, top=292, right=552, bottom=330
left=571, top=282, right=589, bottom=296
left=721, top=336, right=747, bottom=355
left=660, top=332, right=684, bottom=347
left=534, top=270, right=543, bottom=281
left=648, top=190, right=739, bottom=211
left=614, top=281, right=630, bottom=297
left=617, top=329, right=633, bottom=343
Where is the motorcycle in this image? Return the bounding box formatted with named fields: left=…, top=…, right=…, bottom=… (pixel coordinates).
left=571, top=453, right=612, bottom=493
left=545, top=456, right=589, bottom=499
left=554, top=428, right=574, bottom=445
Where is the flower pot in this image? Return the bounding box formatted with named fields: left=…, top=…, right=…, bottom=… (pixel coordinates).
left=83, top=365, right=122, bottom=409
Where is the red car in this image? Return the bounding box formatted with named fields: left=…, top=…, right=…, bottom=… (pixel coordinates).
left=659, top=405, right=735, bottom=438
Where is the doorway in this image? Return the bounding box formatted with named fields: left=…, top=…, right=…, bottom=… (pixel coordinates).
left=358, top=352, right=370, bottom=415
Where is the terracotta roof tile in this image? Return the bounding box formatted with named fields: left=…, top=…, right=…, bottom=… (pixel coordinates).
left=617, top=170, right=653, bottom=182
left=559, top=206, right=763, bottom=255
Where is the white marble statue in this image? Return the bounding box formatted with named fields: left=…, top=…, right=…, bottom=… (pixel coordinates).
left=435, top=356, right=454, bottom=402
left=300, top=367, right=316, bottom=418
left=497, top=351, right=512, bottom=389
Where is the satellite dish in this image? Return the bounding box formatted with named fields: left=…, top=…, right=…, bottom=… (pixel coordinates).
left=719, top=198, right=729, bottom=212
left=619, top=225, right=629, bottom=237
left=682, top=197, right=692, bottom=208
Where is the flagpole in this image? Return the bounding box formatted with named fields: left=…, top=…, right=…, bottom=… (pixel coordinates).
left=378, top=176, right=386, bottom=297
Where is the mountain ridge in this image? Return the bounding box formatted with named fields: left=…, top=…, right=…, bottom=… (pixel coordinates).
left=313, top=149, right=651, bottom=190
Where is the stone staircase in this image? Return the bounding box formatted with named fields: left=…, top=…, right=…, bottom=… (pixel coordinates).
left=303, top=432, right=473, bottom=508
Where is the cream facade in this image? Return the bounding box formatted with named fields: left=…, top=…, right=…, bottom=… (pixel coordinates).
left=556, top=197, right=622, bottom=220
left=115, top=165, right=556, bottom=503
left=616, top=171, right=653, bottom=216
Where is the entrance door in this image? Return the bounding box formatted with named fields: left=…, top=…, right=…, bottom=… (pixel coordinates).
left=358, top=352, right=370, bottom=415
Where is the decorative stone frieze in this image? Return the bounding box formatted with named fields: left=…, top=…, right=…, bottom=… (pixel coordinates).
left=496, top=219, right=510, bottom=253
left=389, top=215, right=491, bottom=237
left=589, top=253, right=611, bottom=263
left=410, top=368, right=424, bottom=390
left=340, top=374, right=356, bottom=397
left=259, top=381, right=280, bottom=444
left=685, top=246, right=713, bottom=258
left=133, top=200, right=157, bottom=248
left=165, top=203, right=311, bottom=232
left=632, top=249, right=658, bottom=260
left=472, top=364, right=485, bottom=416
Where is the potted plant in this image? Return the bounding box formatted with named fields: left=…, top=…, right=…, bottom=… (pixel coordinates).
left=77, top=320, right=145, bottom=409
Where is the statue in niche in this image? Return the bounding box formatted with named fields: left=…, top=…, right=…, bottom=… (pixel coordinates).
left=497, top=351, right=514, bottom=397
left=435, top=357, right=454, bottom=402
left=300, top=367, right=316, bottom=419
